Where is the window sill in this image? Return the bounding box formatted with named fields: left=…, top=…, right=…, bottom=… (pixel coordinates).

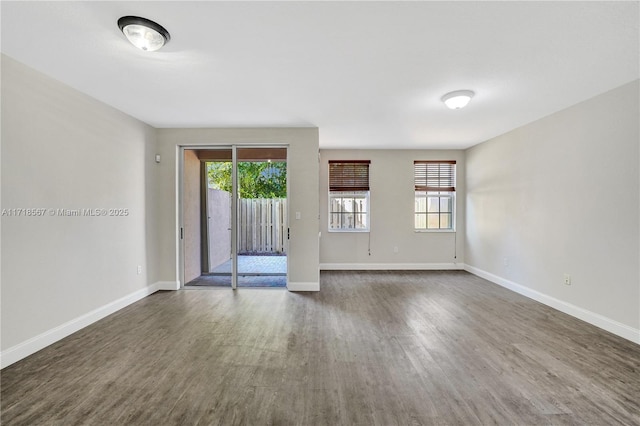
left=414, top=229, right=456, bottom=233
left=328, top=229, right=370, bottom=233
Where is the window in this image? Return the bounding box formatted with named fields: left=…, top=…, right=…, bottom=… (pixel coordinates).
left=414, top=161, right=456, bottom=231
left=328, top=160, right=370, bottom=231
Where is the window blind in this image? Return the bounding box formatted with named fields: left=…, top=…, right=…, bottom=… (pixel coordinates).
left=414, top=161, right=456, bottom=192
left=329, top=160, right=371, bottom=191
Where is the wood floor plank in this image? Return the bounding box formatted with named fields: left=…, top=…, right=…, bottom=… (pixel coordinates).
left=2, top=271, right=639, bottom=425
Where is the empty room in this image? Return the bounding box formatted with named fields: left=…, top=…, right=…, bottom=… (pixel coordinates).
left=1, top=1, right=639, bottom=425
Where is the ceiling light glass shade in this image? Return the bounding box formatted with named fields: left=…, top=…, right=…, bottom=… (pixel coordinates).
left=118, top=16, right=170, bottom=52
left=442, top=90, right=475, bottom=110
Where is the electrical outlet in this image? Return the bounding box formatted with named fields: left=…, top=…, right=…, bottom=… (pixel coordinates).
left=563, top=274, right=571, bottom=285
left=503, top=257, right=509, bottom=267
left=393, top=246, right=399, bottom=253
left=137, top=265, right=142, bottom=275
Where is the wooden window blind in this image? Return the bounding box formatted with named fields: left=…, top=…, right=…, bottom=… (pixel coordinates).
left=329, top=160, right=371, bottom=191
left=414, top=161, right=456, bottom=192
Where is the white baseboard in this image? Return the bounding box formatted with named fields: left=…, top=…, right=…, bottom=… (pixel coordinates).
left=320, top=262, right=463, bottom=271
left=464, top=264, right=640, bottom=345
left=155, top=280, right=180, bottom=290
left=0, top=282, right=165, bottom=369
left=287, top=281, right=320, bottom=292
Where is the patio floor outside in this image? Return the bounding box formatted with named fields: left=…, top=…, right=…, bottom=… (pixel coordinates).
left=186, top=255, right=287, bottom=288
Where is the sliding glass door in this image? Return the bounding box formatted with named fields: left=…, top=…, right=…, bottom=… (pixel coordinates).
left=181, top=146, right=287, bottom=289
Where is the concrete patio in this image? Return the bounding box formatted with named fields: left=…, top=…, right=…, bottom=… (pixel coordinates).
left=187, top=255, right=287, bottom=287
left=210, top=255, right=287, bottom=275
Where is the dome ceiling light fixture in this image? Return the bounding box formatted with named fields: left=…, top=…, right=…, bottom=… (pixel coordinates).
left=118, top=16, right=170, bottom=52
left=441, top=90, right=475, bottom=110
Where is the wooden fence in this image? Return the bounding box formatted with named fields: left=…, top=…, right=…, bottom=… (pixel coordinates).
left=238, top=198, right=287, bottom=254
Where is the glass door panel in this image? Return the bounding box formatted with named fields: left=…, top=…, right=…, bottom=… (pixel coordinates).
left=236, top=148, right=287, bottom=288
left=191, top=149, right=234, bottom=287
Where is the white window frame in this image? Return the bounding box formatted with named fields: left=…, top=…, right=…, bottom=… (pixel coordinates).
left=414, top=191, right=456, bottom=232
left=328, top=160, right=371, bottom=233
left=328, top=190, right=370, bottom=232
left=414, top=161, right=456, bottom=232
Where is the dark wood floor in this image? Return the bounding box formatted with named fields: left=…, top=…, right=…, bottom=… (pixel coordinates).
left=2, top=271, right=639, bottom=425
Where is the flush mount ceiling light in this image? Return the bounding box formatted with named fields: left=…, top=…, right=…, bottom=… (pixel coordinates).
left=118, top=16, right=170, bottom=52
left=441, top=90, right=475, bottom=110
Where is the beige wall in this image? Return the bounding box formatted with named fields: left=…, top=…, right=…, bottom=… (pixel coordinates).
left=183, top=150, right=201, bottom=283
left=319, top=149, right=465, bottom=267
left=154, top=128, right=320, bottom=290
left=465, top=80, right=640, bottom=337
left=1, top=55, right=160, bottom=354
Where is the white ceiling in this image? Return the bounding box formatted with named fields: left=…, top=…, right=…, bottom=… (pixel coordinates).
left=1, top=1, right=638, bottom=149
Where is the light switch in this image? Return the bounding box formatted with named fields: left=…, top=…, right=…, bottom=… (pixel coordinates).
left=295, top=212, right=301, bottom=220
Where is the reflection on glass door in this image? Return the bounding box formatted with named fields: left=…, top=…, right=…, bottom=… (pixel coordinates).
left=204, top=153, right=234, bottom=287
left=236, top=148, right=287, bottom=288
left=184, top=149, right=234, bottom=288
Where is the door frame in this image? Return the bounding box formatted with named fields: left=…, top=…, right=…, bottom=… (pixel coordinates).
left=177, top=144, right=289, bottom=289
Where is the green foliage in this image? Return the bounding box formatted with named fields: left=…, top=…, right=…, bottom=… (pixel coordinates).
left=207, top=162, right=232, bottom=192
left=207, top=161, right=287, bottom=198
